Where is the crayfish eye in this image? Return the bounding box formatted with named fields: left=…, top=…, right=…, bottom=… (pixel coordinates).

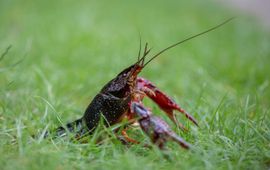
left=123, top=73, right=127, bottom=77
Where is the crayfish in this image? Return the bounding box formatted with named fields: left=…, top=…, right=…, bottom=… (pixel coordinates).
left=47, top=18, right=234, bottom=150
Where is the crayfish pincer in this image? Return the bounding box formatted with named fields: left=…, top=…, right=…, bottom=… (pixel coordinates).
left=131, top=102, right=191, bottom=149
left=46, top=18, right=234, bottom=149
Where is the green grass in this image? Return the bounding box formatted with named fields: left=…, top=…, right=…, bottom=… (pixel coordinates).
left=1, top=0, right=270, bottom=169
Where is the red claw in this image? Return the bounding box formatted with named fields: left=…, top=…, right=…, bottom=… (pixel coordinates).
left=137, top=77, right=198, bottom=128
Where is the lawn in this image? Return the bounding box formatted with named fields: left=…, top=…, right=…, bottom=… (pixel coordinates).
left=0, top=0, right=269, bottom=170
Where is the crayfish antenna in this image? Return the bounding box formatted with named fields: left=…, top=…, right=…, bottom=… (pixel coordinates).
left=143, top=17, right=235, bottom=67
left=137, top=35, right=142, bottom=62
left=136, top=42, right=152, bottom=66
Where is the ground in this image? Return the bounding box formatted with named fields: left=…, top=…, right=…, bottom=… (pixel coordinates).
left=0, top=0, right=269, bottom=170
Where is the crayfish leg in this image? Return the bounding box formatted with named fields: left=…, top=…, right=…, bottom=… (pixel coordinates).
left=121, top=127, right=140, bottom=144
left=136, top=77, right=198, bottom=127
left=113, top=111, right=141, bottom=145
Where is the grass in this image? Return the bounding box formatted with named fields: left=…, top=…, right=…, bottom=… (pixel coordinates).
left=0, top=0, right=270, bottom=169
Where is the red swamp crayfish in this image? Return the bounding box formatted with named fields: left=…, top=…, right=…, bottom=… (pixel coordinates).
left=45, top=18, right=234, bottom=149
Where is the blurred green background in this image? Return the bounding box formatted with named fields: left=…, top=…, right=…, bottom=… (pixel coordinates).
left=0, top=0, right=269, bottom=170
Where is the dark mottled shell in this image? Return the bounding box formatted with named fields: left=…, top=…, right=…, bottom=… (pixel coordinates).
left=83, top=93, right=131, bottom=132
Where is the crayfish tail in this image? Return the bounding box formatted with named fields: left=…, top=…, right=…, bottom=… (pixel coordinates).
left=45, top=118, right=89, bottom=139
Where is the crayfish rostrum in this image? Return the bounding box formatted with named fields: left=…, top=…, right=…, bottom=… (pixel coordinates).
left=47, top=18, right=234, bottom=149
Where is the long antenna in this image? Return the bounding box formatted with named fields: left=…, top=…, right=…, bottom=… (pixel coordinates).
left=143, top=17, right=235, bottom=67
left=137, top=35, right=142, bottom=61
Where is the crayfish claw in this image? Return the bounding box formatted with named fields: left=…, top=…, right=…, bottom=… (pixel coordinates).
left=176, top=108, right=199, bottom=127
left=131, top=101, right=191, bottom=150
left=168, top=132, right=191, bottom=149
left=136, top=77, right=199, bottom=128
